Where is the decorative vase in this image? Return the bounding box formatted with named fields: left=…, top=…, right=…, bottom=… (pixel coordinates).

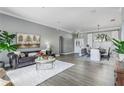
left=119, top=54, right=124, bottom=62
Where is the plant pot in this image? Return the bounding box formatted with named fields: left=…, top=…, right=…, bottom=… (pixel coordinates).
left=119, top=54, right=124, bottom=62
left=0, top=53, right=2, bottom=61
left=0, top=52, right=9, bottom=64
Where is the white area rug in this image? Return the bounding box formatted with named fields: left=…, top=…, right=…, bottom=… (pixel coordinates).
left=7, top=60, right=74, bottom=86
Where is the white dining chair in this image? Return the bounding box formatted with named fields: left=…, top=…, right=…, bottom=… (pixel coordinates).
left=90, top=49, right=101, bottom=61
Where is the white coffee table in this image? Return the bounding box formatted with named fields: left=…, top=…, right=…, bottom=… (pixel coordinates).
left=35, top=58, right=56, bottom=70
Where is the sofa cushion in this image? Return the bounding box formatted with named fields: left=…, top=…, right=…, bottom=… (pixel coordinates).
left=14, top=51, right=21, bottom=56
left=18, top=56, right=35, bottom=63
left=28, top=52, right=37, bottom=57
left=20, top=53, right=26, bottom=58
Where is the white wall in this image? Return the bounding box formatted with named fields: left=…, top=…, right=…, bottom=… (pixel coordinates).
left=121, top=24, right=124, bottom=40
left=122, top=8, right=124, bottom=40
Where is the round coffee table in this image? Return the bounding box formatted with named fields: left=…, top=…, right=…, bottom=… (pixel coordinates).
left=35, top=58, right=56, bottom=70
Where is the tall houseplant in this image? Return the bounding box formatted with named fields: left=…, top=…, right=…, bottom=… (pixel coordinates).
left=112, top=38, right=124, bottom=61
left=0, top=30, right=17, bottom=52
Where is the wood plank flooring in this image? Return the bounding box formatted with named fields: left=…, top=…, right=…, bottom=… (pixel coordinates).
left=39, top=54, right=114, bottom=86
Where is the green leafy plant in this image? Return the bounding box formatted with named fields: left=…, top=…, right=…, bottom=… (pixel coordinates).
left=0, top=31, right=18, bottom=52
left=112, top=38, right=124, bottom=54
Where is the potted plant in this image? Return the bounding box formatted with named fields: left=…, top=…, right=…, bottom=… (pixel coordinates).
left=0, top=31, right=18, bottom=60
left=112, top=38, right=124, bottom=62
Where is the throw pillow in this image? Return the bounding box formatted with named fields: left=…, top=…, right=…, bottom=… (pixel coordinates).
left=37, top=51, right=44, bottom=56
left=28, top=53, right=37, bottom=57
left=20, top=53, right=25, bottom=58
left=14, top=51, right=21, bottom=56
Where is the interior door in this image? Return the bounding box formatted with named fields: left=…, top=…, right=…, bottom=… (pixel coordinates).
left=87, top=33, right=93, bottom=47
left=74, top=39, right=84, bottom=53
left=59, top=36, right=64, bottom=55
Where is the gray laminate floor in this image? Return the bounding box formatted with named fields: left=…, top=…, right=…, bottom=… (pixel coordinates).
left=39, top=54, right=115, bottom=86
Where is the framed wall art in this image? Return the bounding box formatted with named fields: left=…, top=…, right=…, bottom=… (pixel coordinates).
left=17, top=33, right=40, bottom=48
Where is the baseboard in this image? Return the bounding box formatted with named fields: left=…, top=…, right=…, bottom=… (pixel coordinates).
left=61, top=52, right=74, bottom=55
left=56, top=54, right=60, bottom=57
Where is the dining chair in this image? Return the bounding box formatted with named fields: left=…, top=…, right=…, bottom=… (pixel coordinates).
left=101, top=47, right=111, bottom=60
left=90, top=49, right=101, bottom=61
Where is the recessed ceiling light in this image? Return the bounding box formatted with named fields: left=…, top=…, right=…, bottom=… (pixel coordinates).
left=90, top=10, right=96, bottom=13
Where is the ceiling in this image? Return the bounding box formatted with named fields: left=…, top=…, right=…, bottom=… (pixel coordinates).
left=0, top=7, right=121, bottom=33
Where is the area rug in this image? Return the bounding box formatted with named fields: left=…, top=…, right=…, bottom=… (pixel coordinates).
left=7, top=60, right=74, bottom=86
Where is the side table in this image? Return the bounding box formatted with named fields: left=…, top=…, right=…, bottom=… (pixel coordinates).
left=0, top=61, right=5, bottom=68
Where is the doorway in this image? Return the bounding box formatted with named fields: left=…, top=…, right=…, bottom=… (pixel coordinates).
left=59, top=36, right=64, bottom=55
